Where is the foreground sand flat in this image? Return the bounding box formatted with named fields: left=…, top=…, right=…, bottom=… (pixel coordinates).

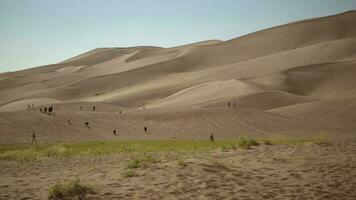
left=1, top=139, right=355, bottom=199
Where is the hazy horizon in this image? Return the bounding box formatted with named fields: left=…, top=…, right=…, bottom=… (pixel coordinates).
left=1, top=0, right=356, bottom=73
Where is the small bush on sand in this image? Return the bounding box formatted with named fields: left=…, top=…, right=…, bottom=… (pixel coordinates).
left=221, top=144, right=237, bottom=152
left=122, top=170, right=138, bottom=178
left=211, top=161, right=228, bottom=169
left=237, top=138, right=259, bottom=149
left=263, top=140, right=272, bottom=145
left=48, top=178, right=94, bottom=200
left=127, top=154, right=158, bottom=169
left=127, top=159, right=141, bottom=169
left=177, top=160, right=188, bottom=167
left=311, top=133, right=330, bottom=145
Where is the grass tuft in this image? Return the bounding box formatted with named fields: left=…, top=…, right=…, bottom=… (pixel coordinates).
left=237, top=137, right=259, bottom=149
left=122, top=170, right=138, bottom=178
left=127, top=159, right=141, bottom=169
left=48, top=178, right=94, bottom=200
left=177, top=160, right=188, bottom=167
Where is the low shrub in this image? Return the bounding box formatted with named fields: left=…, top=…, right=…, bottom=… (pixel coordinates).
left=48, top=178, right=94, bottom=200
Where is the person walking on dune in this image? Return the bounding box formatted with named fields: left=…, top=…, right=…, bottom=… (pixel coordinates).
left=48, top=105, right=53, bottom=113
left=210, top=133, right=215, bottom=142
left=144, top=126, right=148, bottom=133
left=93, top=106, right=96, bottom=112
left=113, top=129, right=117, bottom=136
left=32, top=132, right=38, bottom=144
left=85, top=122, right=90, bottom=128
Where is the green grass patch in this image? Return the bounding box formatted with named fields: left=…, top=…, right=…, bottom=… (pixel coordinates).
left=237, top=137, right=259, bottom=149
left=256, top=133, right=330, bottom=145
left=127, top=154, right=159, bottom=169
left=0, top=134, right=329, bottom=161
left=48, top=177, right=95, bottom=200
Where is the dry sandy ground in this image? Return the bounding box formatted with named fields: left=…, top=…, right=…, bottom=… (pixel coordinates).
left=1, top=139, right=355, bottom=200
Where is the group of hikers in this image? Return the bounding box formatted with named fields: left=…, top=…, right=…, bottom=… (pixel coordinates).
left=79, top=105, right=97, bottom=112
left=29, top=104, right=220, bottom=144
left=228, top=101, right=237, bottom=107
left=27, top=104, right=54, bottom=113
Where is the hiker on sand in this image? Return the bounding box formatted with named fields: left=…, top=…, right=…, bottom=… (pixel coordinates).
left=48, top=105, right=53, bottom=113
left=113, top=129, right=117, bottom=136
left=68, top=119, right=72, bottom=125
left=32, top=132, right=38, bottom=144
left=210, top=133, right=215, bottom=142
left=80, top=106, right=82, bottom=111
left=144, top=126, right=148, bottom=133
left=93, top=106, right=96, bottom=112
left=228, top=101, right=231, bottom=107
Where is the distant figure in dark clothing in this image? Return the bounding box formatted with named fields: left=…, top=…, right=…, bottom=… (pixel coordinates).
left=93, top=106, right=96, bottom=111
left=228, top=102, right=231, bottom=107
left=85, top=122, right=89, bottom=126
left=210, top=133, right=215, bottom=142
left=113, top=129, right=117, bottom=136
left=44, top=107, right=47, bottom=113
left=68, top=119, right=72, bottom=125
left=48, top=105, right=53, bottom=113
left=80, top=106, right=82, bottom=111
left=144, top=126, right=147, bottom=133
left=32, top=132, right=38, bottom=144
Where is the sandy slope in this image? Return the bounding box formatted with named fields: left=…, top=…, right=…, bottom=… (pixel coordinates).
left=0, top=11, right=356, bottom=143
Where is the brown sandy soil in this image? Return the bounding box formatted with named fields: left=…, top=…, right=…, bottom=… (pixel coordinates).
left=1, top=139, right=355, bottom=200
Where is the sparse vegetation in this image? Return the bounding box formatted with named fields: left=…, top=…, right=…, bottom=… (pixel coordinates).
left=177, top=160, right=188, bottom=167
left=127, top=154, right=158, bottom=170
left=127, top=159, right=141, bottom=169
left=237, top=137, right=259, bottom=149
left=48, top=178, right=94, bottom=200
left=263, top=140, right=272, bottom=145
left=311, top=133, right=330, bottom=145
left=220, top=143, right=237, bottom=152
left=211, top=161, right=228, bottom=169
left=122, top=170, right=138, bottom=178
left=0, top=135, right=330, bottom=161
left=257, top=133, right=330, bottom=146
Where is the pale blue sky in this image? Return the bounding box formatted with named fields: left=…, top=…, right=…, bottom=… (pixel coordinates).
left=0, top=0, right=355, bottom=72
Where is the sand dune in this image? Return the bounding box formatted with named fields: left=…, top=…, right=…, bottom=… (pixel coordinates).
left=0, top=11, right=356, bottom=143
